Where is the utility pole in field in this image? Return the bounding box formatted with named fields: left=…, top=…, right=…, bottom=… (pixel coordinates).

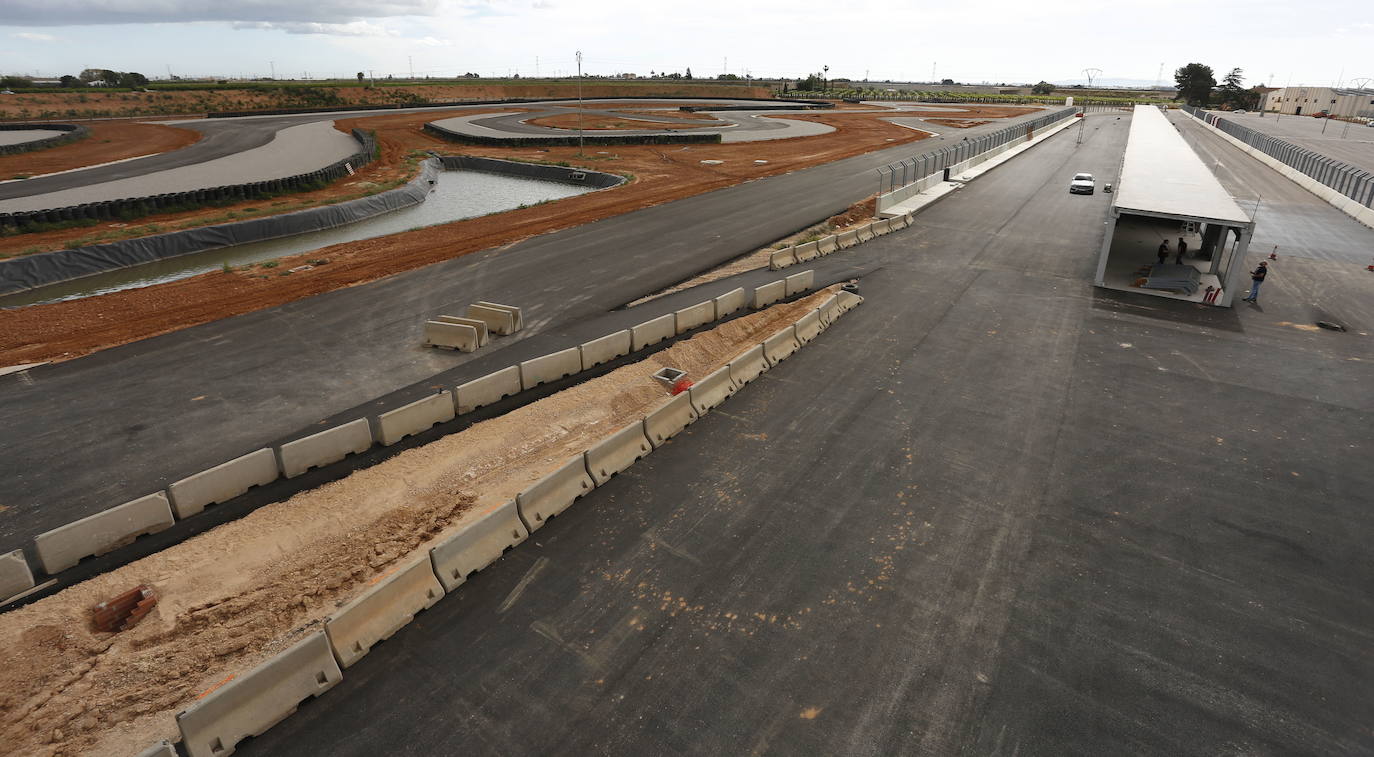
left=576, top=50, right=584, bottom=156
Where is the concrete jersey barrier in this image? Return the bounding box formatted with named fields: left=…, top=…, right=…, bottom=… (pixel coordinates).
left=837, top=229, right=860, bottom=248
left=1, top=548, right=35, bottom=600
left=434, top=315, right=489, bottom=347
left=424, top=321, right=481, bottom=352
left=516, top=455, right=595, bottom=532
left=324, top=557, right=444, bottom=668
left=714, top=287, right=746, bottom=318
left=795, top=310, right=822, bottom=343
left=520, top=347, right=582, bottom=390
left=837, top=290, right=865, bottom=311
left=795, top=241, right=821, bottom=262
left=856, top=223, right=876, bottom=242
left=817, top=235, right=839, bottom=254
left=585, top=421, right=654, bottom=485
left=644, top=392, right=699, bottom=447
left=176, top=632, right=343, bottom=757
left=762, top=325, right=801, bottom=366
left=631, top=313, right=676, bottom=351
left=375, top=391, right=455, bottom=446
left=752, top=280, right=786, bottom=309
left=168, top=448, right=279, bottom=519
left=429, top=499, right=529, bottom=592
left=34, top=492, right=175, bottom=574
left=135, top=741, right=177, bottom=757
left=675, top=301, right=715, bottom=334
left=474, top=301, right=524, bottom=331
left=454, top=366, right=521, bottom=414
left=815, top=294, right=840, bottom=328
left=769, top=248, right=797, bottom=270
left=278, top=418, right=373, bottom=479
left=688, top=365, right=737, bottom=416
left=728, top=344, right=768, bottom=386
left=785, top=270, right=814, bottom=296
left=580, top=330, right=632, bottom=369
left=467, top=303, right=519, bottom=336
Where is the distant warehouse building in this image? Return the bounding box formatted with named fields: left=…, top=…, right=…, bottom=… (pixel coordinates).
left=1262, top=86, right=1374, bottom=118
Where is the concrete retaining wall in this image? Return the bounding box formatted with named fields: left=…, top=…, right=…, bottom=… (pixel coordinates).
left=454, top=366, right=521, bottom=414
left=631, top=313, right=676, bottom=351
left=34, top=492, right=175, bottom=574
left=752, top=280, right=786, bottom=309
left=644, top=392, right=698, bottom=447
left=1, top=548, right=35, bottom=600
left=375, top=391, right=455, bottom=446
left=785, top=270, right=814, bottom=296
left=585, top=421, right=653, bottom=485
left=168, top=448, right=279, bottom=519
left=714, top=287, right=746, bottom=318
left=763, top=325, right=800, bottom=365
left=675, top=300, right=715, bottom=334
left=580, top=330, right=632, bottom=369
left=688, top=365, right=737, bottom=416
left=728, top=344, right=768, bottom=386
left=520, top=347, right=581, bottom=390
left=325, top=558, right=444, bottom=668
left=516, top=456, right=595, bottom=532
left=176, top=631, right=342, bottom=757
left=278, top=418, right=373, bottom=478
left=429, top=499, right=528, bottom=592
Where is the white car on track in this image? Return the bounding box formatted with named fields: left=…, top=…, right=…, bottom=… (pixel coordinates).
left=1069, top=172, right=1095, bottom=195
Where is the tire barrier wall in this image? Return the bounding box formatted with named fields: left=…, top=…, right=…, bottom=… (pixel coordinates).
left=208, top=95, right=821, bottom=119
left=33, top=492, right=175, bottom=574
left=874, top=107, right=1078, bottom=212
left=424, top=120, right=722, bottom=147
left=168, top=448, right=279, bottom=519
left=278, top=418, right=374, bottom=479
left=0, top=156, right=438, bottom=297
left=374, top=391, right=456, bottom=446
left=175, top=631, right=342, bottom=757
left=516, top=456, right=595, bottom=532
left=440, top=155, right=626, bottom=190
left=0, top=129, right=378, bottom=232
left=429, top=499, right=529, bottom=592
left=0, top=123, right=89, bottom=156
left=324, top=557, right=444, bottom=668
left=1180, top=106, right=1374, bottom=227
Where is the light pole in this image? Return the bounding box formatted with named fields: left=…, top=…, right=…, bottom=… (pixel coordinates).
left=823, top=65, right=829, bottom=94
left=575, top=50, right=584, bottom=156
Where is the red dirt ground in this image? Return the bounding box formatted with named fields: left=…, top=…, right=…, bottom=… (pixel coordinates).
left=0, top=121, right=200, bottom=179
left=525, top=113, right=716, bottom=130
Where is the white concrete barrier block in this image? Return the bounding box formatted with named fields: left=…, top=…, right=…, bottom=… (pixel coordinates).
left=475, top=301, right=524, bottom=331
left=631, top=314, right=676, bottom=351
left=520, top=347, right=582, bottom=390
left=816, top=294, right=840, bottom=328
left=1, top=548, right=35, bottom=600
left=168, top=448, right=279, bottom=519
left=817, top=235, right=839, bottom=255
left=836, top=290, right=865, bottom=312
left=376, top=391, right=455, bottom=446
left=467, top=304, right=519, bottom=336
left=762, top=325, right=800, bottom=366
left=454, top=366, right=521, bottom=414
left=135, top=741, right=177, bottom=757
left=434, top=315, right=489, bottom=347
left=176, top=632, right=342, bottom=757
left=871, top=218, right=893, bottom=236
left=836, top=229, right=859, bottom=248
left=688, top=365, right=737, bottom=416
left=516, top=456, right=594, bottom=532
left=856, top=223, right=876, bottom=242
left=278, top=418, right=373, bottom=479
left=586, top=421, right=653, bottom=486
left=795, top=241, right=821, bottom=262
left=795, top=310, right=822, bottom=344
left=430, top=499, right=528, bottom=592
left=714, top=287, right=746, bottom=318
left=325, top=557, right=444, bottom=668
left=728, top=344, right=768, bottom=386
left=644, top=392, right=698, bottom=448
left=34, top=492, right=175, bottom=574
left=424, top=321, right=480, bottom=352
left=752, top=280, right=786, bottom=309
left=785, top=270, right=814, bottom=297
left=768, top=247, right=798, bottom=270
left=580, top=330, right=632, bottom=369
left=675, top=300, right=715, bottom=335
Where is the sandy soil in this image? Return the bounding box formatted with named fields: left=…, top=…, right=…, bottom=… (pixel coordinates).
left=0, top=106, right=923, bottom=366
left=0, top=291, right=829, bottom=757
left=524, top=113, right=717, bottom=130
left=0, top=122, right=201, bottom=180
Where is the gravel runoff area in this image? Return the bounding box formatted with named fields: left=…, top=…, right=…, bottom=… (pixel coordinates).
left=0, top=129, right=67, bottom=148
left=1207, top=109, right=1374, bottom=175
left=0, top=121, right=359, bottom=213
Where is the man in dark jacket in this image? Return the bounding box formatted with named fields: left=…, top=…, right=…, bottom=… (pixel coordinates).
left=1242, top=261, right=1268, bottom=302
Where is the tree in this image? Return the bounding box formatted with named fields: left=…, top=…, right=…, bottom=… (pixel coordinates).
left=0, top=76, right=33, bottom=89
left=78, top=68, right=103, bottom=82
left=1031, top=80, right=1055, bottom=95
left=356, top=72, right=365, bottom=83
left=60, top=75, right=83, bottom=88
left=685, top=67, right=693, bottom=80
left=1215, top=67, right=1258, bottom=109
left=1174, top=62, right=1216, bottom=106
left=940, top=78, right=955, bottom=86
left=118, top=72, right=148, bottom=88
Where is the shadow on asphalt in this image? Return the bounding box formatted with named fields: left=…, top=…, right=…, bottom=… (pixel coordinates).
left=1090, top=287, right=1246, bottom=332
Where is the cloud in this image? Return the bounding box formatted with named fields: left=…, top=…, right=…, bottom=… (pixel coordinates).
left=3, top=0, right=439, bottom=26
left=231, top=20, right=402, bottom=37
left=416, top=36, right=452, bottom=46
left=11, top=32, right=57, bottom=41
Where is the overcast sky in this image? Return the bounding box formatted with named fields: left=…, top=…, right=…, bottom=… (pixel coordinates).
left=2, top=0, right=1371, bottom=88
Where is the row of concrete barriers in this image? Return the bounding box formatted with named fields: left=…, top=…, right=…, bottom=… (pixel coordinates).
left=1, top=273, right=820, bottom=604
left=423, top=301, right=524, bottom=352
left=767, top=212, right=916, bottom=270
left=160, top=285, right=864, bottom=757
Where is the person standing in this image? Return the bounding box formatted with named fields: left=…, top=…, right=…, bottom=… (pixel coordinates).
left=1157, top=240, right=1170, bottom=265
left=1242, top=261, right=1268, bottom=302
left=1175, top=237, right=1188, bottom=264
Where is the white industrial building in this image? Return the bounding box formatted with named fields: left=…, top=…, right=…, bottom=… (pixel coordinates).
left=1261, top=87, right=1374, bottom=119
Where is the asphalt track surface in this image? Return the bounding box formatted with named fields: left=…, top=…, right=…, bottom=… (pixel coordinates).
left=432, top=105, right=837, bottom=143
left=0, top=129, right=64, bottom=147
left=232, top=111, right=1371, bottom=755
left=1207, top=110, right=1374, bottom=175
left=0, top=108, right=1058, bottom=556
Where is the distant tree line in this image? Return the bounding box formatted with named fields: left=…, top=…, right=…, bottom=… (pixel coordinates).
left=1, top=68, right=150, bottom=89
left=1174, top=63, right=1259, bottom=109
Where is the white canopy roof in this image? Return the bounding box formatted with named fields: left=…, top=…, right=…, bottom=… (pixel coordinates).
left=1113, top=105, right=1252, bottom=225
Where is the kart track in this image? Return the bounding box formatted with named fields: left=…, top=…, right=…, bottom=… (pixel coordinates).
left=2, top=106, right=1371, bottom=755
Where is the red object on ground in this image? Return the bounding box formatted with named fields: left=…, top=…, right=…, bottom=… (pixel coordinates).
left=670, top=379, right=694, bottom=395
left=92, top=585, right=158, bottom=632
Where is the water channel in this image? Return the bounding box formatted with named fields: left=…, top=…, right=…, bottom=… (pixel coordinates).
left=0, top=170, right=594, bottom=308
